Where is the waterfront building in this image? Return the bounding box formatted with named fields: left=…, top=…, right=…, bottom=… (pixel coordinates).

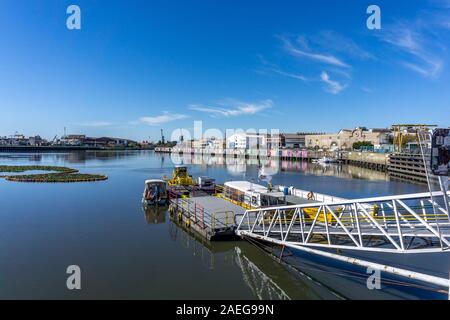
left=28, top=135, right=47, bottom=146
left=60, top=134, right=86, bottom=146
left=227, top=133, right=248, bottom=150
left=226, top=133, right=281, bottom=151
left=83, top=137, right=138, bottom=148
left=305, top=127, right=391, bottom=151
left=281, top=132, right=326, bottom=149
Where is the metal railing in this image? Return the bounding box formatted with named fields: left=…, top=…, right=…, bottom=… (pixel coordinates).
left=169, top=190, right=236, bottom=230
left=237, top=191, right=450, bottom=254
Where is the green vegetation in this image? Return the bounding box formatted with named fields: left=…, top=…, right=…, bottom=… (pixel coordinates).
left=0, top=165, right=107, bottom=183
left=0, top=165, right=77, bottom=174
left=394, top=134, right=417, bottom=148
left=352, top=141, right=374, bottom=150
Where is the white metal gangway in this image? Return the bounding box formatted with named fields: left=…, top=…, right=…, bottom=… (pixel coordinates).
left=236, top=190, right=450, bottom=296
left=236, top=190, right=450, bottom=254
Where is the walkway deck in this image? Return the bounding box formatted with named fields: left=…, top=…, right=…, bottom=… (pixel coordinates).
left=169, top=195, right=245, bottom=241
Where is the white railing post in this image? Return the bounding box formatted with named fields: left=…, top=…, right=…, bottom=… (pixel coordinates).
left=392, top=200, right=405, bottom=251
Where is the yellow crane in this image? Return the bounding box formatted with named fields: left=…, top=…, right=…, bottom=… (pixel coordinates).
left=391, top=124, right=437, bottom=153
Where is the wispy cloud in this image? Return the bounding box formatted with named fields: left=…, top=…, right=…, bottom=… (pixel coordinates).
left=263, top=34, right=358, bottom=94
left=77, top=121, right=115, bottom=127
left=429, top=0, right=450, bottom=9
left=270, top=68, right=309, bottom=82
left=257, top=55, right=309, bottom=82
left=280, top=36, right=350, bottom=68
left=189, top=99, right=273, bottom=118
left=140, top=112, right=188, bottom=126
left=380, top=23, right=445, bottom=79
left=320, top=72, right=346, bottom=94
left=312, top=31, right=375, bottom=61
left=361, top=87, right=374, bottom=93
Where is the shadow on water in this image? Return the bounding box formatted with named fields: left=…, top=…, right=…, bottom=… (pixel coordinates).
left=147, top=206, right=341, bottom=300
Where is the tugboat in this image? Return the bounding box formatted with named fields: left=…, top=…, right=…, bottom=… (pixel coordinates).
left=142, top=179, right=169, bottom=207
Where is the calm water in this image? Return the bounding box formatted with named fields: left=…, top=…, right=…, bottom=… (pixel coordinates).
left=0, top=151, right=427, bottom=300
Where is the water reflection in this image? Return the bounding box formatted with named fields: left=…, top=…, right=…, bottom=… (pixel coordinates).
left=142, top=207, right=167, bottom=225
left=0, top=150, right=145, bottom=164
left=169, top=153, right=388, bottom=182
left=167, top=216, right=339, bottom=300
left=168, top=218, right=236, bottom=270
left=0, top=151, right=392, bottom=182
left=234, top=247, right=290, bottom=300
left=0, top=150, right=425, bottom=299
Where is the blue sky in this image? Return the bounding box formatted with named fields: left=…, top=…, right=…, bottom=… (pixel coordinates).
left=0, top=0, right=449, bottom=141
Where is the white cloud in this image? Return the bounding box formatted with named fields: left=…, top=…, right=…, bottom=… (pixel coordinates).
left=270, top=68, right=309, bottom=82
left=361, top=87, right=374, bottom=93
left=320, top=72, right=346, bottom=94
left=77, top=121, right=114, bottom=127
left=380, top=24, right=445, bottom=79
left=189, top=99, right=273, bottom=118
left=140, top=112, right=188, bottom=126
left=312, top=31, right=374, bottom=60
left=281, top=36, right=349, bottom=68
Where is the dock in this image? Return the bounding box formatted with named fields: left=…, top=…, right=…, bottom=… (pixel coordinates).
left=169, top=192, right=245, bottom=241
left=388, top=153, right=437, bottom=184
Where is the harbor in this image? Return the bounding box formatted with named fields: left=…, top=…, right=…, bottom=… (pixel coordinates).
left=149, top=126, right=450, bottom=300
left=142, top=154, right=450, bottom=299
left=0, top=149, right=436, bottom=300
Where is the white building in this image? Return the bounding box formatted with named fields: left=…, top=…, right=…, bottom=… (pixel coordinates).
left=227, top=133, right=248, bottom=150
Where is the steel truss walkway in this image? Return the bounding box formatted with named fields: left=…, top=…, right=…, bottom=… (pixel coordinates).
left=236, top=191, right=450, bottom=294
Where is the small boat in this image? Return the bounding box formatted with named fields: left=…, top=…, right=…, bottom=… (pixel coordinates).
left=315, top=157, right=339, bottom=164
left=142, top=179, right=169, bottom=207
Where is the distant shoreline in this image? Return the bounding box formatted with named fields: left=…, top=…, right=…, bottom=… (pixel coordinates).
left=0, top=146, right=154, bottom=152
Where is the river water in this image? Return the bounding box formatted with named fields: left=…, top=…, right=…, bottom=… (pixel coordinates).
left=0, top=151, right=427, bottom=299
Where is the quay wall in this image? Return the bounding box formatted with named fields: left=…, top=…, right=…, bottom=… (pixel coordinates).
left=339, top=151, right=389, bottom=171
left=155, top=147, right=327, bottom=161
left=156, top=148, right=436, bottom=184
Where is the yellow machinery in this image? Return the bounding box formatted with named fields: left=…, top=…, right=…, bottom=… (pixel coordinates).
left=165, top=166, right=195, bottom=186
left=302, top=204, right=379, bottom=224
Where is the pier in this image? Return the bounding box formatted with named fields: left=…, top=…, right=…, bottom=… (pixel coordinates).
left=168, top=190, right=244, bottom=241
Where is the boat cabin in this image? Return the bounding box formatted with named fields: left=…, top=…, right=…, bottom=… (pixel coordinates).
left=143, top=179, right=168, bottom=205
left=223, top=181, right=287, bottom=209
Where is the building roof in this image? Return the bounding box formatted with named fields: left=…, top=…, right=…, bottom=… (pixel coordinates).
left=224, top=181, right=268, bottom=194
left=370, top=128, right=391, bottom=133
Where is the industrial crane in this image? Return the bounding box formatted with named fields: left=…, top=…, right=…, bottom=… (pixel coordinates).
left=160, top=129, right=165, bottom=145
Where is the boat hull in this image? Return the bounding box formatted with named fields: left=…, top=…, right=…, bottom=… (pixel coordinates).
left=248, top=238, right=449, bottom=300
left=142, top=198, right=168, bottom=207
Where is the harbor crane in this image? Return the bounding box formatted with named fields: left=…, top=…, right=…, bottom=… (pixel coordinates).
left=161, top=129, right=165, bottom=145
left=391, top=124, right=437, bottom=153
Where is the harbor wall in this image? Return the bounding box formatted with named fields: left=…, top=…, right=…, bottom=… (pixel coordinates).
left=154, top=148, right=438, bottom=184
left=339, top=151, right=389, bottom=171
left=156, top=147, right=328, bottom=161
